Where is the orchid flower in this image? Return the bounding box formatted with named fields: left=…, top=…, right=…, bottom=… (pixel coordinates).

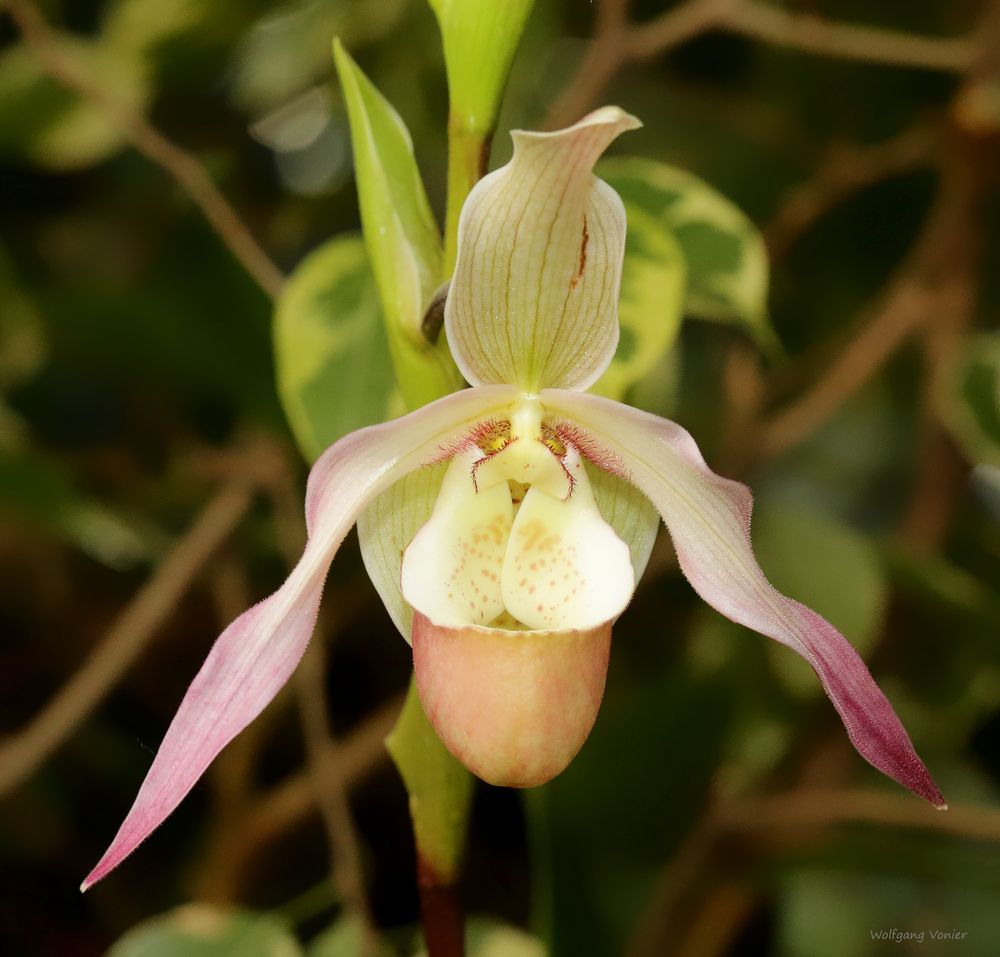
left=84, top=106, right=943, bottom=890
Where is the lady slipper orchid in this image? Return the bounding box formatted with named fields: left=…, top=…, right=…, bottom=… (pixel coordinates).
left=84, top=106, right=943, bottom=890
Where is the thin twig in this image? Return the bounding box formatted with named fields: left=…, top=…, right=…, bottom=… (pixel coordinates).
left=723, top=2, right=975, bottom=73
left=546, top=0, right=728, bottom=129
left=3, top=0, right=284, bottom=298
left=296, top=643, right=380, bottom=953
left=628, top=786, right=1000, bottom=957
left=547, top=0, right=976, bottom=129
left=757, top=156, right=977, bottom=459
left=625, top=816, right=719, bottom=957
left=673, top=883, right=756, bottom=957
left=764, top=124, right=940, bottom=261
left=628, top=0, right=738, bottom=60
left=717, top=789, right=1000, bottom=842
left=197, top=696, right=402, bottom=901
left=0, top=481, right=254, bottom=797
left=757, top=276, right=929, bottom=458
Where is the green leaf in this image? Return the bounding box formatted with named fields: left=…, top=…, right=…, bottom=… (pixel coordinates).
left=0, top=245, right=46, bottom=390
left=386, top=679, right=473, bottom=882
left=752, top=504, right=886, bottom=697
left=627, top=344, right=682, bottom=420
left=428, top=0, right=534, bottom=138
left=600, top=156, right=777, bottom=354
left=0, top=41, right=147, bottom=171
left=274, top=233, right=397, bottom=462
left=778, top=867, right=1000, bottom=957
left=591, top=203, right=686, bottom=402
left=411, top=917, right=546, bottom=957
left=101, top=0, right=207, bottom=63
left=308, top=916, right=394, bottom=957
left=107, top=904, right=302, bottom=957
left=231, top=0, right=409, bottom=115
left=938, top=331, right=1000, bottom=468
left=332, top=40, right=462, bottom=407
left=0, top=450, right=152, bottom=569
left=465, top=919, right=546, bottom=957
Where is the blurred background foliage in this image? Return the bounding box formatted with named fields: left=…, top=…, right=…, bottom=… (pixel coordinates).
left=1, top=0, right=999, bottom=955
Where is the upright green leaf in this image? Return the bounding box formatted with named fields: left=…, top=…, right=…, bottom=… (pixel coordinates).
left=332, top=40, right=462, bottom=406
left=591, top=203, right=686, bottom=402
left=274, top=233, right=398, bottom=462
left=428, top=0, right=534, bottom=139
left=428, top=0, right=536, bottom=273
left=600, top=156, right=778, bottom=354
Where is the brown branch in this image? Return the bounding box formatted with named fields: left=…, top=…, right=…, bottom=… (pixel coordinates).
left=196, top=696, right=403, bottom=901
left=764, top=124, right=940, bottom=261
left=717, top=788, right=1000, bottom=842
left=626, top=816, right=719, bottom=957
left=546, top=0, right=729, bottom=129
left=0, top=481, right=254, bottom=797
left=628, top=786, right=1000, bottom=957
left=757, top=276, right=929, bottom=458
left=296, top=643, right=380, bottom=954
left=3, top=0, right=285, bottom=298
left=723, top=2, right=975, bottom=73
left=673, top=883, right=756, bottom=957
left=547, top=0, right=976, bottom=129
left=627, top=0, right=739, bottom=60
left=757, top=154, right=978, bottom=459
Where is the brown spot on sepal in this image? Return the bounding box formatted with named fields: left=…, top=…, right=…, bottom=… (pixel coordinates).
left=570, top=216, right=589, bottom=289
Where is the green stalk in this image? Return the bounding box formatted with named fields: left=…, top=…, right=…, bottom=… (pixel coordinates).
left=443, top=119, right=491, bottom=279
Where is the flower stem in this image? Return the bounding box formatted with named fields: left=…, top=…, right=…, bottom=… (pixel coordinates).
left=417, top=855, right=465, bottom=957
left=442, top=119, right=491, bottom=279
left=386, top=682, right=473, bottom=956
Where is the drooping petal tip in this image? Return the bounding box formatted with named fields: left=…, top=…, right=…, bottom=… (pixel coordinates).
left=82, top=388, right=520, bottom=889
left=542, top=389, right=944, bottom=807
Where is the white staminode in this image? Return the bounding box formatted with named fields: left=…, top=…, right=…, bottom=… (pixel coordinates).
left=401, top=417, right=635, bottom=632
left=402, top=447, right=514, bottom=626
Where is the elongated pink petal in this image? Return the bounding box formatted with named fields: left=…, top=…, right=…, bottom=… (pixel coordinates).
left=83, top=385, right=517, bottom=890
left=542, top=390, right=944, bottom=807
